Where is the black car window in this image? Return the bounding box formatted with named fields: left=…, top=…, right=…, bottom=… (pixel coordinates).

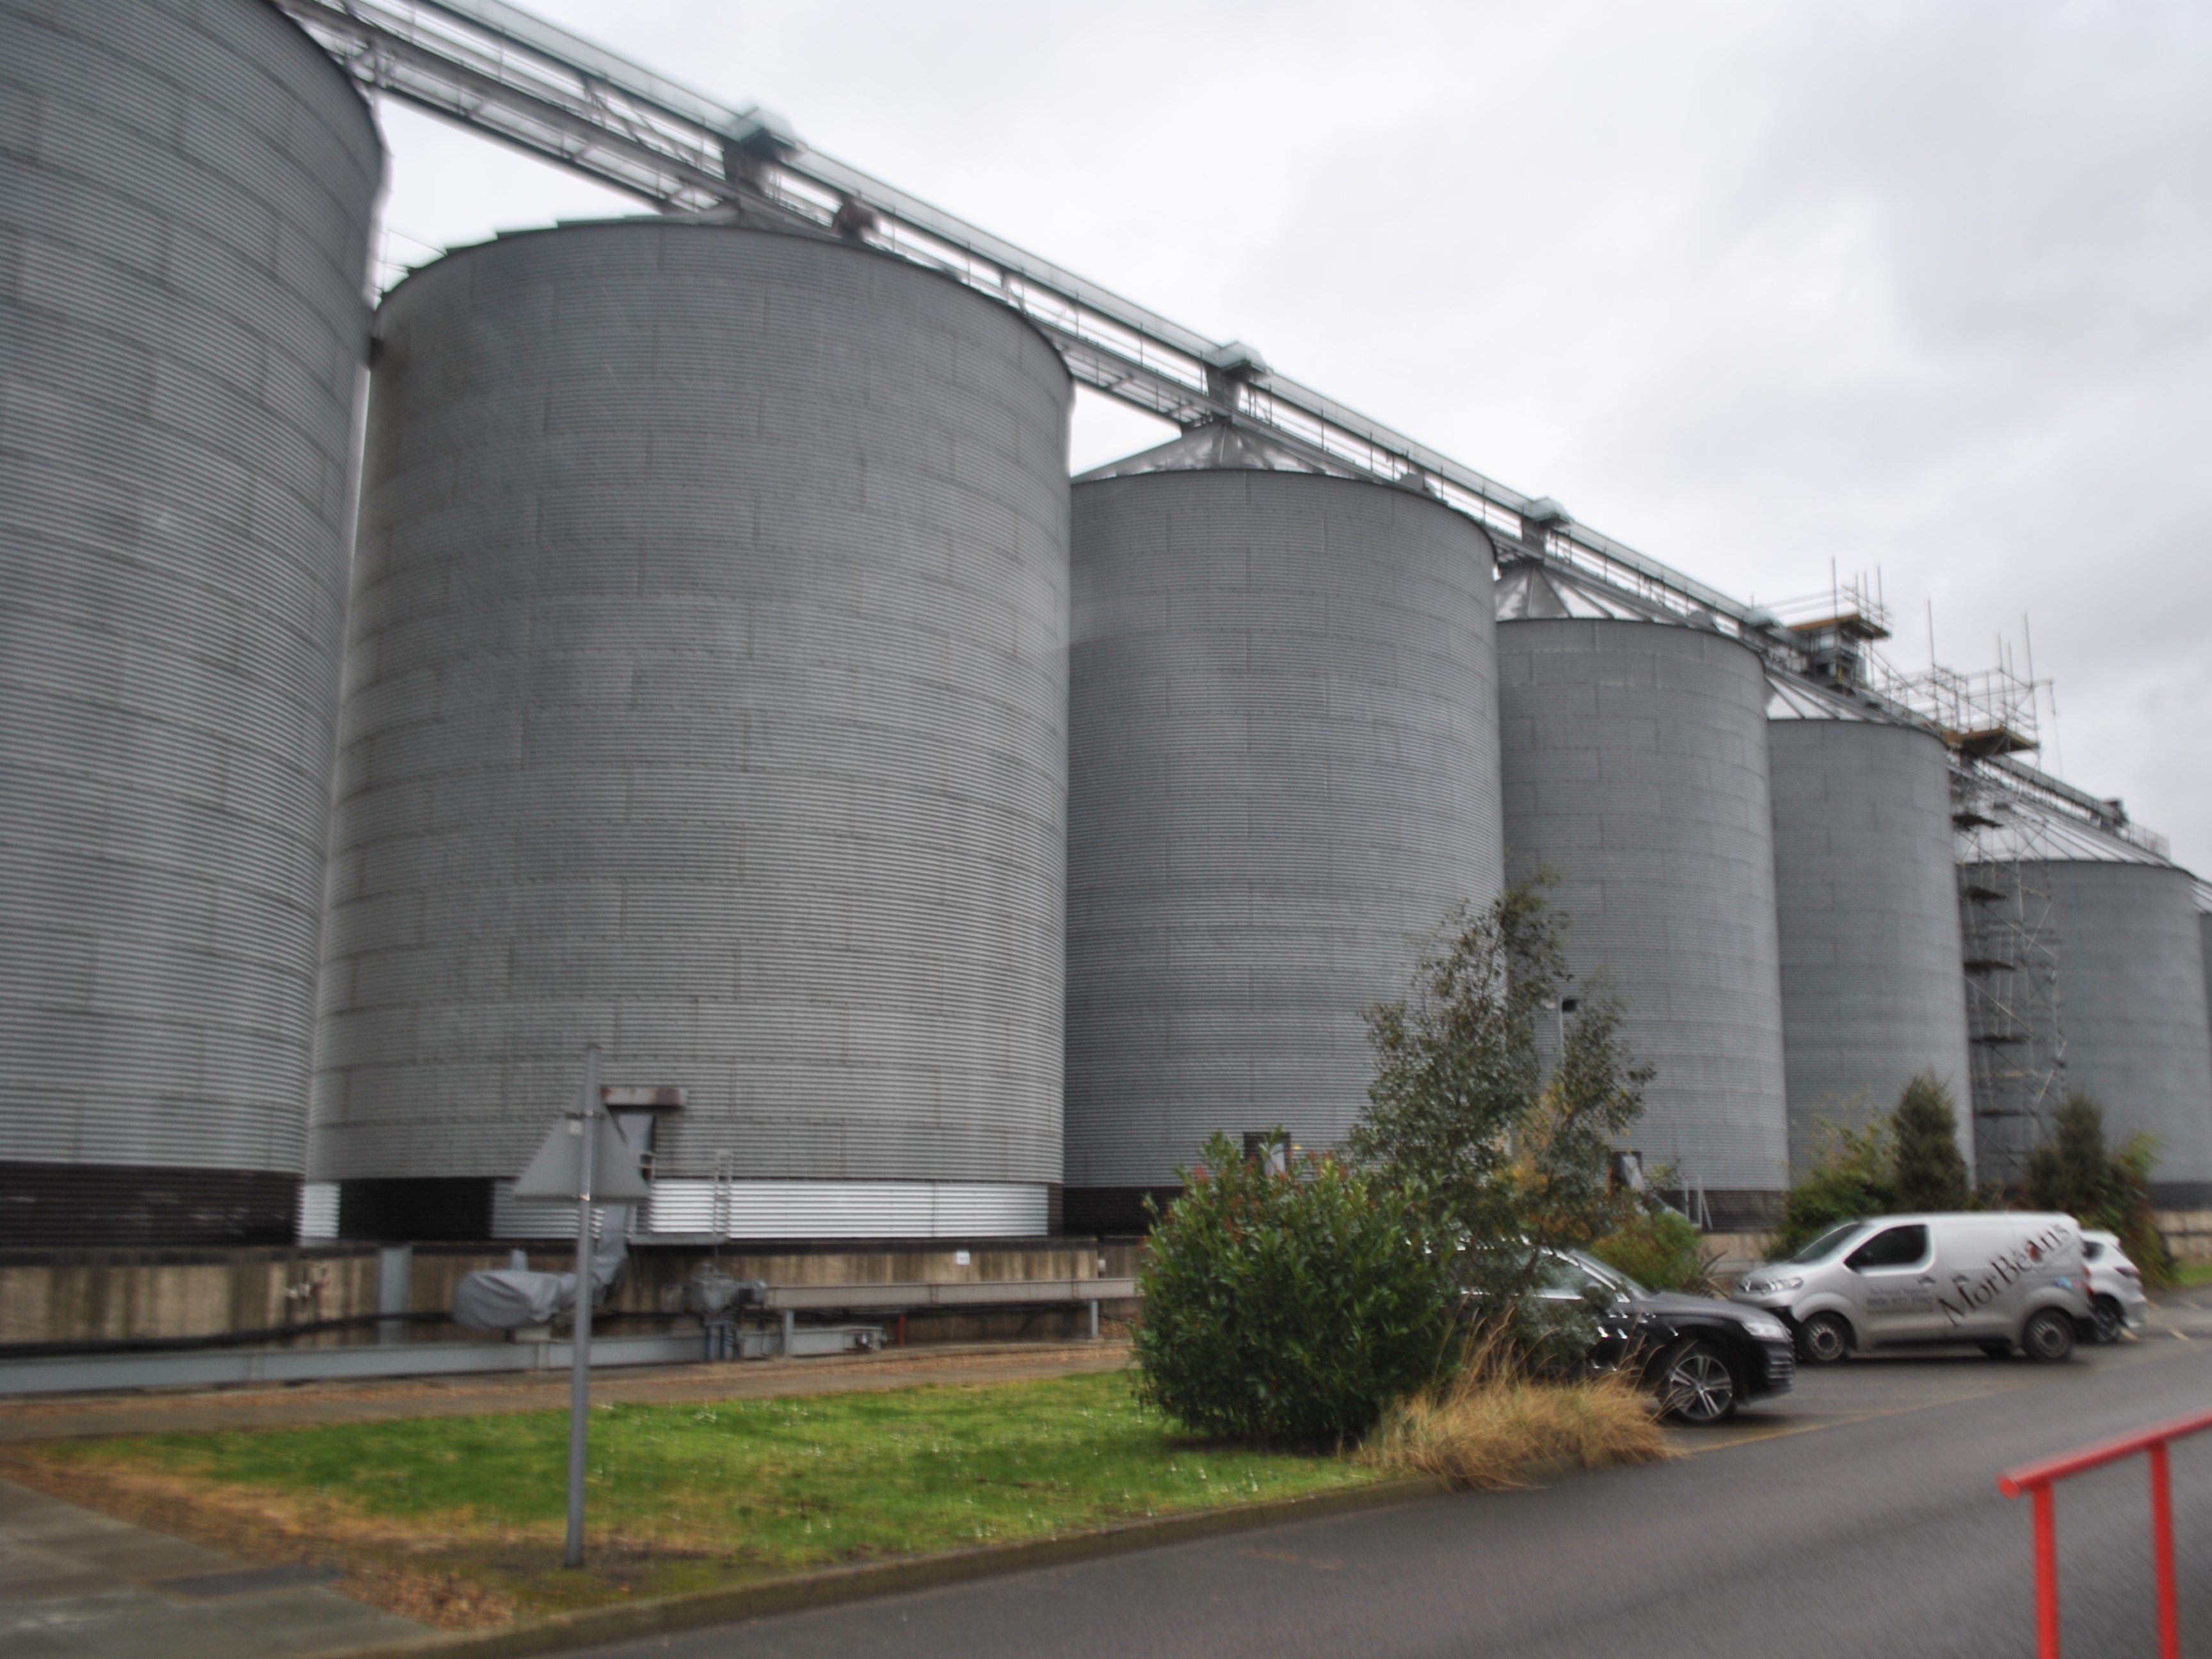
left=1845, top=1224, right=1929, bottom=1271
left=1570, top=1251, right=1647, bottom=1297
left=2083, top=1241, right=2104, bottom=1262
left=1532, top=1254, right=1590, bottom=1293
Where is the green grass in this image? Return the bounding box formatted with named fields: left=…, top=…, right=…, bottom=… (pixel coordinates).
left=28, top=1372, right=1378, bottom=1620
left=2171, top=1261, right=2212, bottom=1288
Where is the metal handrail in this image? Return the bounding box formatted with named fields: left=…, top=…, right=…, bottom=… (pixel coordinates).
left=1996, top=1404, right=2212, bottom=1658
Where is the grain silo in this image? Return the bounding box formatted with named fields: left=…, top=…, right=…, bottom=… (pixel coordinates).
left=1969, top=799, right=2212, bottom=1204
left=0, top=0, right=382, bottom=1244
left=314, top=218, right=1071, bottom=1240
left=1495, top=559, right=1791, bottom=1223
left=1766, top=678, right=1973, bottom=1171
left=2199, top=882, right=2212, bottom=1070
left=1062, top=426, right=1504, bottom=1231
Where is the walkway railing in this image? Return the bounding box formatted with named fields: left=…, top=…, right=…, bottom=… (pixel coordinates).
left=1997, top=1404, right=2212, bottom=1658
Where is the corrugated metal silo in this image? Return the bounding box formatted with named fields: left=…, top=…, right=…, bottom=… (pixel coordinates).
left=315, top=219, right=1071, bottom=1240
left=1063, top=427, right=1504, bottom=1231
left=1767, top=681, right=1973, bottom=1170
left=0, top=0, right=381, bottom=1243
left=2200, top=883, right=2212, bottom=1077
left=1989, top=828, right=2212, bottom=1204
left=1495, top=563, right=1791, bottom=1222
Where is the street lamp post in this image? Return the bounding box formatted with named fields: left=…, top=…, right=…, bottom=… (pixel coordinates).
left=564, top=1045, right=600, bottom=1570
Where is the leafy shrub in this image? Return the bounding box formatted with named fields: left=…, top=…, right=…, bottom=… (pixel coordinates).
left=1133, top=1132, right=1457, bottom=1447
left=1776, top=1117, right=1895, bottom=1254
left=1590, top=1205, right=1709, bottom=1293
left=1892, top=1073, right=1972, bottom=1212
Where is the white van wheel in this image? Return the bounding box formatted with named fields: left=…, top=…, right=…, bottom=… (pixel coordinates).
left=2022, top=1309, right=2076, bottom=1363
left=1798, top=1313, right=1852, bottom=1365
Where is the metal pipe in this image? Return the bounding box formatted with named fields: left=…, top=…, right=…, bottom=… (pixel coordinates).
left=564, top=1045, right=599, bottom=1569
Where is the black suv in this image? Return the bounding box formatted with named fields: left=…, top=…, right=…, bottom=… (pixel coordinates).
left=1534, top=1249, right=1797, bottom=1424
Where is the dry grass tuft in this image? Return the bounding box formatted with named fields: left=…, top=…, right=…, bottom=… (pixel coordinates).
left=1363, top=1343, right=1674, bottom=1491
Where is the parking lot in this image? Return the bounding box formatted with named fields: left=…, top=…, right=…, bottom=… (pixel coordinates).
left=609, top=1297, right=2212, bottom=1659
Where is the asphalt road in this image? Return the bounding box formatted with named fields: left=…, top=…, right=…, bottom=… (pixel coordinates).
left=592, top=1324, right=2212, bottom=1659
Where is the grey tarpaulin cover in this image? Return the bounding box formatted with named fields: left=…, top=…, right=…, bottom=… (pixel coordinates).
left=451, top=1210, right=632, bottom=1331
left=453, top=1269, right=570, bottom=1330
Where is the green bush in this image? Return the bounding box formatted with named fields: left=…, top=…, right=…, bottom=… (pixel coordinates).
left=1776, top=1117, right=1895, bottom=1254
left=1133, top=1132, right=1457, bottom=1448
left=1590, top=1206, right=1708, bottom=1292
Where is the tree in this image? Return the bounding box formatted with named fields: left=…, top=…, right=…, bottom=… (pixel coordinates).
left=1347, top=883, right=1561, bottom=1251
left=1891, top=1073, right=1971, bottom=1212
left=1350, top=884, right=1651, bottom=1351
left=1132, top=1132, right=1457, bottom=1447
left=1511, top=986, right=1654, bottom=1253
left=2027, top=1092, right=2175, bottom=1287
left=2027, top=1093, right=2124, bottom=1220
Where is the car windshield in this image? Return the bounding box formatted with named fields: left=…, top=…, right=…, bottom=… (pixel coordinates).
left=1567, top=1251, right=1648, bottom=1298
left=1780, top=1222, right=1870, bottom=1264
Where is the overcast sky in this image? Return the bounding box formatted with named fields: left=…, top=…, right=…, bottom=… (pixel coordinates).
left=367, top=1, right=2212, bottom=876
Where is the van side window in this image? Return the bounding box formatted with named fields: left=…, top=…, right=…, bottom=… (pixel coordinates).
left=1845, top=1224, right=1929, bottom=1271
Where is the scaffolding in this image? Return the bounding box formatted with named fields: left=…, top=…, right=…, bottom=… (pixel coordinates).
left=1952, top=762, right=2067, bottom=1189
left=1768, top=571, right=1893, bottom=693
left=1882, top=662, right=2039, bottom=760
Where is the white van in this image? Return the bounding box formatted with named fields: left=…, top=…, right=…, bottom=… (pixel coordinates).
left=1733, top=1213, right=2091, bottom=1364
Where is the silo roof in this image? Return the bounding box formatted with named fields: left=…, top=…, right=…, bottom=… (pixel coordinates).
left=1969, top=787, right=2179, bottom=867
left=1074, top=420, right=1362, bottom=483
left=1494, top=559, right=1697, bottom=626
left=1765, top=671, right=1881, bottom=723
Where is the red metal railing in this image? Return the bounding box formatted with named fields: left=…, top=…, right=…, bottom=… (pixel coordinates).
left=1998, top=1404, right=2212, bottom=1659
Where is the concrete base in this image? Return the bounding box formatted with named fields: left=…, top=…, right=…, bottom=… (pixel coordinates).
left=0, top=1479, right=423, bottom=1658
left=0, top=1240, right=1142, bottom=1352
left=2156, top=1210, right=2212, bottom=1263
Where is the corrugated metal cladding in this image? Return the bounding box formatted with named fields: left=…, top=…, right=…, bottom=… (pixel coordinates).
left=1064, top=462, right=1504, bottom=1201
left=1768, top=713, right=1973, bottom=1171
left=1498, top=619, right=1791, bottom=1218
left=2013, top=860, right=2212, bottom=1205
left=314, top=221, right=1071, bottom=1233
left=632, top=1180, right=1047, bottom=1241
left=0, top=0, right=381, bottom=1241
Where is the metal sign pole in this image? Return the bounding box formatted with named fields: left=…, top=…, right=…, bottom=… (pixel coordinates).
left=563, top=1045, right=599, bottom=1569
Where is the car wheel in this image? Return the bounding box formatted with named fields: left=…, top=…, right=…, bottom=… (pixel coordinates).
left=1979, top=1340, right=2014, bottom=1359
left=1797, top=1312, right=1852, bottom=1365
left=2022, top=1308, right=2076, bottom=1363
left=1662, top=1341, right=1738, bottom=1424
left=2092, top=1297, right=2124, bottom=1345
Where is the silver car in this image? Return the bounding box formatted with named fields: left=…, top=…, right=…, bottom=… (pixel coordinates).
left=1735, top=1212, right=2090, bottom=1363
left=2081, top=1228, right=2151, bottom=1343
